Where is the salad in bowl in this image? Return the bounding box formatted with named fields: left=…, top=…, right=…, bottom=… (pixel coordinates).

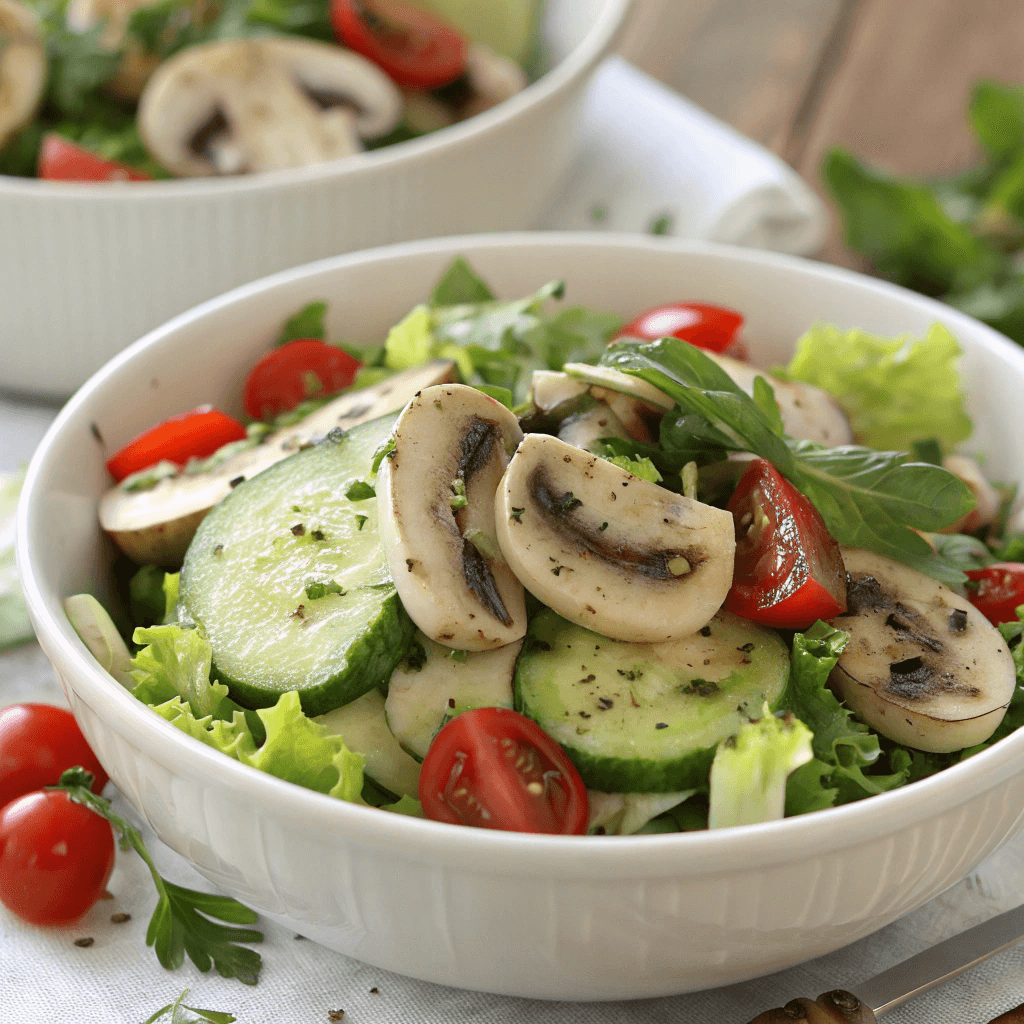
left=66, top=251, right=1024, bottom=840
left=19, top=235, right=1024, bottom=999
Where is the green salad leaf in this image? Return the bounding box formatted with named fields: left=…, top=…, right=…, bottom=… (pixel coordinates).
left=783, top=323, right=972, bottom=451
left=131, top=624, right=229, bottom=716
left=603, top=337, right=975, bottom=584
left=0, top=469, right=33, bottom=651
left=431, top=255, right=496, bottom=305
left=277, top=300, right=328, bottom=345
left=707, top=705, right=813, bottom=828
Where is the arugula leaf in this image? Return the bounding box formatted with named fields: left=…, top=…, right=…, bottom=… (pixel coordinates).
left=970, top=80, right=1024, bottom=164
left=603, top=337, right=974, bottom=582
left=277, top=300, right=328, bottom=345
left=431, top=255, right=495, bottom=305
left=783, top=322, right=972, bottom=452
left=54, top=768, right=263, bottom=985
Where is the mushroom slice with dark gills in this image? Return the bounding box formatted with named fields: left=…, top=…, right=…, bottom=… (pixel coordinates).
left=137, top=36, right=402, bottom=177
left=0, top=0, right=46, bottom=150
left=495, top=434, right=735, bottom=642
left=377, top=384, right=526, bottom=651
left=827, top=548, right=1016, bottom=752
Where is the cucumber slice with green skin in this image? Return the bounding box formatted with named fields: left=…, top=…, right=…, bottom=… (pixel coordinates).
left=385, top=631, right=519, bottom=760
left=514, top=608, right=790, bottom=792
left=318, top=689, right=421, bottom=799
left=180, top=416, right=413, bottom=716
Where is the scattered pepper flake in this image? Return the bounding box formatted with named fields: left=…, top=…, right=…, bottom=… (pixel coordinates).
left=328, top=1010, right=345, bottom=1021
left=110, top=912, right=131, bottom=924
left=311, top=529, right=326, bottom=541
left=597, top=696, right=614, bottom=710
left=229, top=475, right=245, bottom=489
left=74, top=937, right=95, bottom=948
left=655, top=722, right=668, bottom=730
left=370, top=988, right=379, bottom=995
left=291, top=523, right=306, bottom=536
left=510, top=507, right=525, bottom=523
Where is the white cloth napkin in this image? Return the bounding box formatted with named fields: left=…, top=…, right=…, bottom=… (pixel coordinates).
left=538, top=56, right=827, bottom=255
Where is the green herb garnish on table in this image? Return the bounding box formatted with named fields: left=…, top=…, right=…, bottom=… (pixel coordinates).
left=824, top=80, right=1024, bottom=347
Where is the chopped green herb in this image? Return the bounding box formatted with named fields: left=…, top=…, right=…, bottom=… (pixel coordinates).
left=143, top=989, right=237, bottom=1024
left=354, top=514, right=368, bottom=531
left=121, top=460, right=179, bottom=492
left=510, top=507, right=525, bottom=523
left=599, top=522, right=608, bottom=531
left=554, top=492, right=583, bottom=514
left=277, top=300, right=328, bottom=346
left=345, top=480, right=376, bottom=501
left=449, top=648, right=468, bottom=663
left=450, top=477, right=468, bottom=511
left=649, top=214, right=673, bottom=236
left=370, top=437, right=397, bottom=475
left=304, top=579, right=346, bottom=600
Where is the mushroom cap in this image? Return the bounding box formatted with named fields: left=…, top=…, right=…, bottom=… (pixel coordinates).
left=138, top=36, right=403, bottom=177
left=495, top=434, right=736, bottom=643
left=0, top=0, right=46, bottom=150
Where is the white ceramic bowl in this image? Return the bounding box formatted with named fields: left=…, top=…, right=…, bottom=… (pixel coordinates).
left=0, top=0, right=631, bottom=399
left=17, top=234, right=1024, bottom=1001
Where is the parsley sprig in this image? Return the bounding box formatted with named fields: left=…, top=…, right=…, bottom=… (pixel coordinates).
left=602, top=338, right=975, bottom=585
left=54, top=767, right=263, bottom=985
left=143, top=989, right=236, bottom=1024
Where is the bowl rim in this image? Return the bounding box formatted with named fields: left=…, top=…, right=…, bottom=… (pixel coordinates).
left=19, top=231, right=1024, bottom=877
left=0, top=0, right=633, bottom=200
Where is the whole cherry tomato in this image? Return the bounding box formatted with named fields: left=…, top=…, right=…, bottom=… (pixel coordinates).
left=243, top=339, right=361, bottom=421
left=724, top=458, right=847, bottom=628
left=39, top=134, right=152, bottom=182
left=966, top=563, right=1024, bottom=626
left=616, top=302, right=748, bottom=359
left=105, top=406, right=248, bottom=482
left=0, top=704, right=108, bottom=811
left=419, top=707, right=589, bottom=834
left=330, top=0, right=467, bottom=90
left=0, top=789, right=115, bottom=926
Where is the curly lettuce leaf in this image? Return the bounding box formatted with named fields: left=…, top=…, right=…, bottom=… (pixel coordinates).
left=131, top=625, right=230, bottom=717
left=238, top=691, right=364, bottom=801
left=784, top=323, right=972, bottom=452
left=777, top=622, right=909, bottom=810
left=153, top=698, right=257, bottom=762
left=707, top=705, right=813, bottom=828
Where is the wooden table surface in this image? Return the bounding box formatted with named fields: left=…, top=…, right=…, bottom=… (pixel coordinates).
left=619, top=0, right=1024, bottom=267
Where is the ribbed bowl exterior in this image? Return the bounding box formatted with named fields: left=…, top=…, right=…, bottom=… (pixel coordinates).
left=19, top=235, right=1024, bottom=1001
left=0, top=0, right=630, bottom=398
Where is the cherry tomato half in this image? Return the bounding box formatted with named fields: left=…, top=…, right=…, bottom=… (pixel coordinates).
left=966, top=563, right=1024, bottom=626
left=0, top=790, right=115, bottom=926
left=330, top=0, right=467, bottom=90
left=39, top=134, right=151, bottom=183
left=419, top=707, right=589, bottom=834
left=243, top=339, right=361, bottom=421
left=105, top=406, right=248, bottom=482
left=724, top=458, right=847, bottom=628
left=616, top=302, right=748, bottom=359
left=0, top=705, right=108, bottom=812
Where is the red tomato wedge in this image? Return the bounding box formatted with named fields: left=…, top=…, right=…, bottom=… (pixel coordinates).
left=243, top=339, right=361, bottom=421
left=616, top=301, right=747, bottom=359
left=0, top=789, right=115, bottom=926
left=39, top=134, right=151, bottom=183
left=965, top=563, right=1024, bottom=626
left=419, top=708, right=589, bottom=834
left=330, top=0, right=467, bottom=90
left=105, top=406, right=248, bottom=482
left=724, top=458, right=847, bottom=628
left=0, top=705, right=108, bottom=812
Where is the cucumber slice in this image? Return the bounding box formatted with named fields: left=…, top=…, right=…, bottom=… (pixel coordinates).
left=180, top=416, right=413, bottom=716
left=318, top=689, right=421, bottom=799
left=385, top=631, right=518, bottom=760
left=515, top=609, right=790, bottom=792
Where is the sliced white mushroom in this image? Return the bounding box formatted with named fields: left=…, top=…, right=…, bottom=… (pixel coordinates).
left=589, top=385, right=661, bottom=444
left=557, top=404, right=631, bottom=453
left=99, top=361, right=456, bottom=567
left=826, top=547, right=1016, bottom=753
left=377, top=384, right=526, bottom=650
left=461, top=42, right=528, bottom=118
left=138, top=37, right=402, bottom=177
left=940, top=454, right=1000, bottom=535
left=495, top=434, right=736, bottom=642
left=705, top=352, right=853, bottom=447
left=563, top=363, right=675, bottom=411
left=0, top=0, right=46, bottom=149
left=529, top=370, right=589, bottom=416
left=317, top=688, right=421, bottom=799
left=385, top=631, right=519, bottom=760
